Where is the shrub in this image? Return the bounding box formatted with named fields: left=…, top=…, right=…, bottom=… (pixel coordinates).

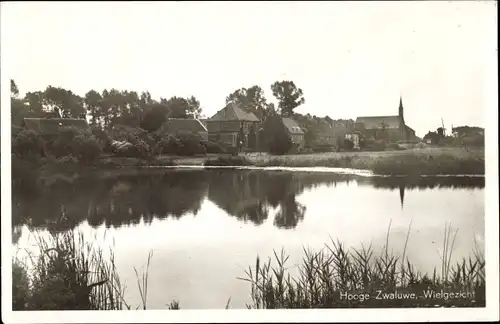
left=112, top=140, right=150, bottom=159
left=153, top=135, right=183, bottom=156
left=12, top=129, right=43, bottom=160
left=91, top=127, right=112, bottom=152
left=175, top=132, right=207, bottom=156
left=364, top=139, right=387, bottom=151
left=12, top=260, right=30, bottom=310
left=343, top=138, right=355, bottom=150
left=73, top=135, right=102, bottom=164
left=262, top=116, right=292, bottom=155
left=202, top=140, right=228, bottom=154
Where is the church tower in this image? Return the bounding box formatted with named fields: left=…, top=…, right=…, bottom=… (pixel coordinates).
left=399, top=96, right=406, bottom=140
left=398, top=96, right=404, bottom=122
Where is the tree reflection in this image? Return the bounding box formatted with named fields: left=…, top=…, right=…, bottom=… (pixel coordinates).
left=12, top=170, right=484, bottom=232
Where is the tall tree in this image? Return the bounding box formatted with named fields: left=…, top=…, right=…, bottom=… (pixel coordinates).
left=186, top=96, right=202, bottom=119
left=43, top=86, right=85, bottom=118
left=163, top=96, right=189, bottom=119
left=10, top=80, right=30, bottom=126
left=84, top=90, right=103, bottom=126
left=11, top=79, right=19, bottom=98
left=270, top=80, right=305, bottom=117
left=226, top=85, right=273, bottom=120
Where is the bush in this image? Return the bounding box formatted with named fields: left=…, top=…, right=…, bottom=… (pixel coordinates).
left=12, top=260, right=30, bottom=310
left=202, top=140, right=228, bottom=154
left=111, top=140, right=150, bottom=159
left=175, top=132, right=207, bottom=156
left=12, top=129, right=43, bottom=160
left=153, top=135, right=183, bottom=156
left=73, top=135, right=102, bottom=164
left=364, top=139, right=387, bottom=151
left=343, top=138, right=354, bottom=150
left=91, top=127, right=112, bottom=152
left=262, top=116, right=292, bottom=155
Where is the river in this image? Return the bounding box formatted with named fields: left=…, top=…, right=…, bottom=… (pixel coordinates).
left=12, top=168, right=485, bottom=309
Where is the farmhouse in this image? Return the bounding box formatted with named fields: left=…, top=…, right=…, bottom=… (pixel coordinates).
left=206, top=102, right=260, bottom=149
left=355, top=97, right=416, bottom=142
left=22, top=117, right=89, bottom=140
left=282, top=117, right=305, bottom=149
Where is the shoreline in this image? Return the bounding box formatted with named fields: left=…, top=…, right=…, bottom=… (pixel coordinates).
left=12, top=147, right=485, bottom=179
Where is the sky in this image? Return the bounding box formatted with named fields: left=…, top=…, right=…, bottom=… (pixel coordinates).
left=1, top=1, right=497, bottom=137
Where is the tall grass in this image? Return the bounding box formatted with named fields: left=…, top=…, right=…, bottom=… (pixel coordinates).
left=250, top=151, right=485, bottom=176
left=12, top=228, right=180, bottom=310
left=238, top=222, right=485, bottom=308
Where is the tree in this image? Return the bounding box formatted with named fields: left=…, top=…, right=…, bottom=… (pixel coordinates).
left=140, top=103, right=169, bottom=132
left=186, top=96, right=202, bottom=119
left=437, top=127, right=445, bottom=137
left=11, top=79, right=19, bottom=98
left=270, top=80, right=305, bottom=117
left=84, top=90, right=103, bottom=126
left=226, top=85, right=273, bottom=120
left=261, top=115, right=292, bottom=155
left=43, top=86, right=85, bottom=118
left=10, top=80, right=31, bottom=126
left=163, top=96, right=189, bottom=119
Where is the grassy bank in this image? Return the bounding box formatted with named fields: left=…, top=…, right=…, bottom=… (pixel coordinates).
left=200, top=148, right=484, bottom=176
left=239, top=222, right=485, bottom=308
left=14, top=147, right=484, bottom=177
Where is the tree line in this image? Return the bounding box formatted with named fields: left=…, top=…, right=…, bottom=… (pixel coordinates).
left=11, top=79, right=306, bottom=131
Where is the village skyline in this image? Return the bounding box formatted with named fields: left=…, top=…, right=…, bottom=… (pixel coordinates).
left=3, top=1, right=495, bottom=137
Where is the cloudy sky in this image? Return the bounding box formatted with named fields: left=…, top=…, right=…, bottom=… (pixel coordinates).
left=1, top=1, right=496, bottom=136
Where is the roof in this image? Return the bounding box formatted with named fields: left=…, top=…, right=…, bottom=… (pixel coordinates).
left=23, top=118, right=89, bottom=135
left=282, top=117, right=304, bottom=135
left=355, top=116, right=402, bottom=129
left=208, top=102, right=259, bottom=122
left=163, top=118, right=208, bottom=133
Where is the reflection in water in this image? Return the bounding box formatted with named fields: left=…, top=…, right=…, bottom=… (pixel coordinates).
left=400, top=186, right=405, bottom=208
left=12, top=169, right=485, bottom=232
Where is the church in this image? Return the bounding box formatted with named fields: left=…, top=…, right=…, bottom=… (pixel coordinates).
left=354, top=97, right=416, bottom=142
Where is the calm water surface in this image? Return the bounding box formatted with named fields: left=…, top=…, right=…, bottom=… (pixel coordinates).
left=12, top=169, right=485, bottom=309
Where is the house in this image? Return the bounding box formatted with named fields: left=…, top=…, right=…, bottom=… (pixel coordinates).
left=22, top=117, right=89, bottom=141
left=312, top=120, right=337, bottom=147
left=206, top=102, right=260, bottom=149
left=282, top=117, right=305, bottom=149
left=162, top=118, right=208, bottom=140
left=355, top=97, right=416, bottom=142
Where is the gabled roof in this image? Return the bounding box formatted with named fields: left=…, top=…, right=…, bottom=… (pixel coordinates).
left=355, top=116, right=402, bottom=129
left=23, top=118, right=89, bottom=135
left=163, top=118, right=208, bottom=133
left=282, top=117, right=305, bottom=135
left=208, top=102, right=259, bottom=122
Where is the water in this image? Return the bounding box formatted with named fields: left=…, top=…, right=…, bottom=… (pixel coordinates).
left=12, top=169, right=485, bottom=309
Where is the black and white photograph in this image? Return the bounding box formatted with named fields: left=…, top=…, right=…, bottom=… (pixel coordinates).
left=1, top=1, right=498, bottom=323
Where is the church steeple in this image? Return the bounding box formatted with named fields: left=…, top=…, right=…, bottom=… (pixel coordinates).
left=398, top=96, right=404, bottom=122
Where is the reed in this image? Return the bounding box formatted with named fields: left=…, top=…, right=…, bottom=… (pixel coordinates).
left=239, top=223, right=485, bottom=308
left=12, top=228, right=179, bottom=310
left=252, top=153, right=484, bottom=176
